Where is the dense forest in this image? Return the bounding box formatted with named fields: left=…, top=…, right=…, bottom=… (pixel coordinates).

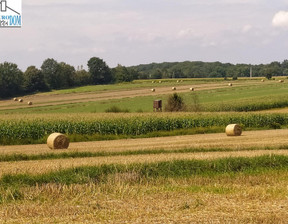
left=130, top=60, right=288, bottom=80
left=1, top=57, right=288, bottom=98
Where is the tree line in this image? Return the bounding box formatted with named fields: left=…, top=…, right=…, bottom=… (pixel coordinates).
left=1, top=57, right=288, bottom=98
left=130, top=60, right=288, bottom=80
left=0, top=57, right=138, bottom=98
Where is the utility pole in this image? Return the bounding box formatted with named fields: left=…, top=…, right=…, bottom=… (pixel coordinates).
left=250, top=66, right=252, bottom=78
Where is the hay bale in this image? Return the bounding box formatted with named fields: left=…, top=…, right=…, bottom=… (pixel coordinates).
left=172, top=87, right=176, bottom=90
left=47, top=133, right=69, bottom=150
left=177, top=80, right=180, bottom=83
left=151, top=88, right=155, bottom=92
left=152, top=81, right=155, bottom=83
left=261, top=79, right=264, bottom=82
left=159, top=81, right=162, bottom=83
left=13, top=97, right=18, bottom=101
left=225, top=124, right=242, bottom=136
left=279, top=80, right=284, bottom=83
left=18, top=99, right=23, bottom=102
left=28, top=101, right=33, bottom=105
left=190, top=87, right=194, bottom=91
left=228, top=83, right=233, bottom=86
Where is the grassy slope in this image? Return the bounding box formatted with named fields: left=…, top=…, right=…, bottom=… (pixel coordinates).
left=1, top=78, right=288, bottom=114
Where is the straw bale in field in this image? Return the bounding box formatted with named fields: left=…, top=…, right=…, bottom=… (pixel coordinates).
left=28, top=101, right=33, bottom=105
left=151, top=88, right=155, bottom=92
left=152, top=81, right=155, bottom=83
left=13, top=97, right=18, bottom=101
left=47, top=133, right=69, bottom=149
left=279, top=80, right=284, bottom=83
left=228, top=83, right=232, bottom=86
left=18, top=99, right=23, bottom=102
left=190, top=87, right=194, bottom=91
left=159, top=81, right=162, bottom=83
left=225, top=124, right=242, bottom=136
left=172, top=87, right=176, bottom=90
left=261, top=79, right=264, bottom=82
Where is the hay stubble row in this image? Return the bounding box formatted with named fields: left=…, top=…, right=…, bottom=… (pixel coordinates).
left=1, top=150, right=288, bottom=177
left=1, top=129, right=288, bottom=156
left=2, top=129, right=288, bottom=176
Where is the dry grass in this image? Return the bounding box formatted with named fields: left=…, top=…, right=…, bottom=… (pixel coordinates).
left=1, top=129, right=288, bottom=222
left=1, top=150, right=288, bottom=176
left=1, top=129, right=288, bottom=156
left=2, top=129, right=288, bottom=176
left=1, top=171, right=288, bottom=223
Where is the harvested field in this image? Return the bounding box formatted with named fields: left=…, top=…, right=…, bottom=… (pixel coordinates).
left=1, top=184, right=288, bottom=223
left=1, top=129, right=288, bottom=155
left=1, top=129, right=288, bottom=176
left=1, top=149, right=288, bottom=176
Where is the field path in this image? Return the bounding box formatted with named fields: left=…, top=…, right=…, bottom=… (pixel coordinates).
left=1, top=129, right=288, bottom=176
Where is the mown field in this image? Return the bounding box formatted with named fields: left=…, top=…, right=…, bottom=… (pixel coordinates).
left=1, top=77, right=288, bottom=223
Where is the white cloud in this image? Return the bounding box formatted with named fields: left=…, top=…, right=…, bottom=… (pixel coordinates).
left=272, top=11, right=288, bottom=28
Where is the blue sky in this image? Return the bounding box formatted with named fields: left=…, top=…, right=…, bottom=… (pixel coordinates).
left=1, top=0, right=288, bottom=70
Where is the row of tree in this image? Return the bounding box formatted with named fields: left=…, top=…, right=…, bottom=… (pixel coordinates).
left=0, top=57, right=138, bottom=98
left=1, top=57, right=288, bottom=98
left=130, top=60, right=288, bottom=80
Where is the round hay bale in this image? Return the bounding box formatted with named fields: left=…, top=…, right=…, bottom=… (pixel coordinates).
left=18, top=99, right=23, bottom=102
left=28, top=101, right=33, bottom=105
left=228, top=83, right=233, bottom=86
left=152, top=81, right=155, bottom=83
left=172, top=87, right=176, bottom=90
left=47, top=133, right=69, bottom=150
left=151, top=88, right=155, bottom=92
left=177, top=80, right=180, bottom=83
left=225, top=124, right=242, bottom=136
left=159, top=81, right=162, bottom=83
left=279, top=80, right=284, bottom=83
left=13, top=97, right=18, bottom=101
left=190, top=87, right=194, bottom=91
left=261, top=79, right=264, bottom=82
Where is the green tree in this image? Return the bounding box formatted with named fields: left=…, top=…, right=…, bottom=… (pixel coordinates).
left=112, top=64, right=133, bottom=83
left=72, top=69, right=91, bottom=86
left=23, top=66, right=49, bottom=93
left=87, top=57, right=112, bottom=84
left=41, top=58, right=61, bottom=89
left=0, top=62, right=23, bottom=98
left=58, top=62, right=76, bottom=88
left=151, top=69, right=162, bottom=79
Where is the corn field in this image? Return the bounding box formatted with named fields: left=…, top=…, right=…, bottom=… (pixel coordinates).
left=0, top=113, right=287, bottom=143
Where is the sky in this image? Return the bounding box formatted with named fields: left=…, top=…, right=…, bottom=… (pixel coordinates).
left=1, top=0, right=288, bottom=71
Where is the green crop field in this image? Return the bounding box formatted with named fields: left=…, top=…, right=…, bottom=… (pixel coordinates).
left=1, top=77, right=288, bottom=114
left=1, top=77, right=288, bottom=223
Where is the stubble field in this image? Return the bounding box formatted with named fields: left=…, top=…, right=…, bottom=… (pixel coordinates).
left=1, top=78, right=288, bottom=223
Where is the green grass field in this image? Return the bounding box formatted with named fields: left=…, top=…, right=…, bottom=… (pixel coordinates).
left=1, top=77, right=288, bottom=114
